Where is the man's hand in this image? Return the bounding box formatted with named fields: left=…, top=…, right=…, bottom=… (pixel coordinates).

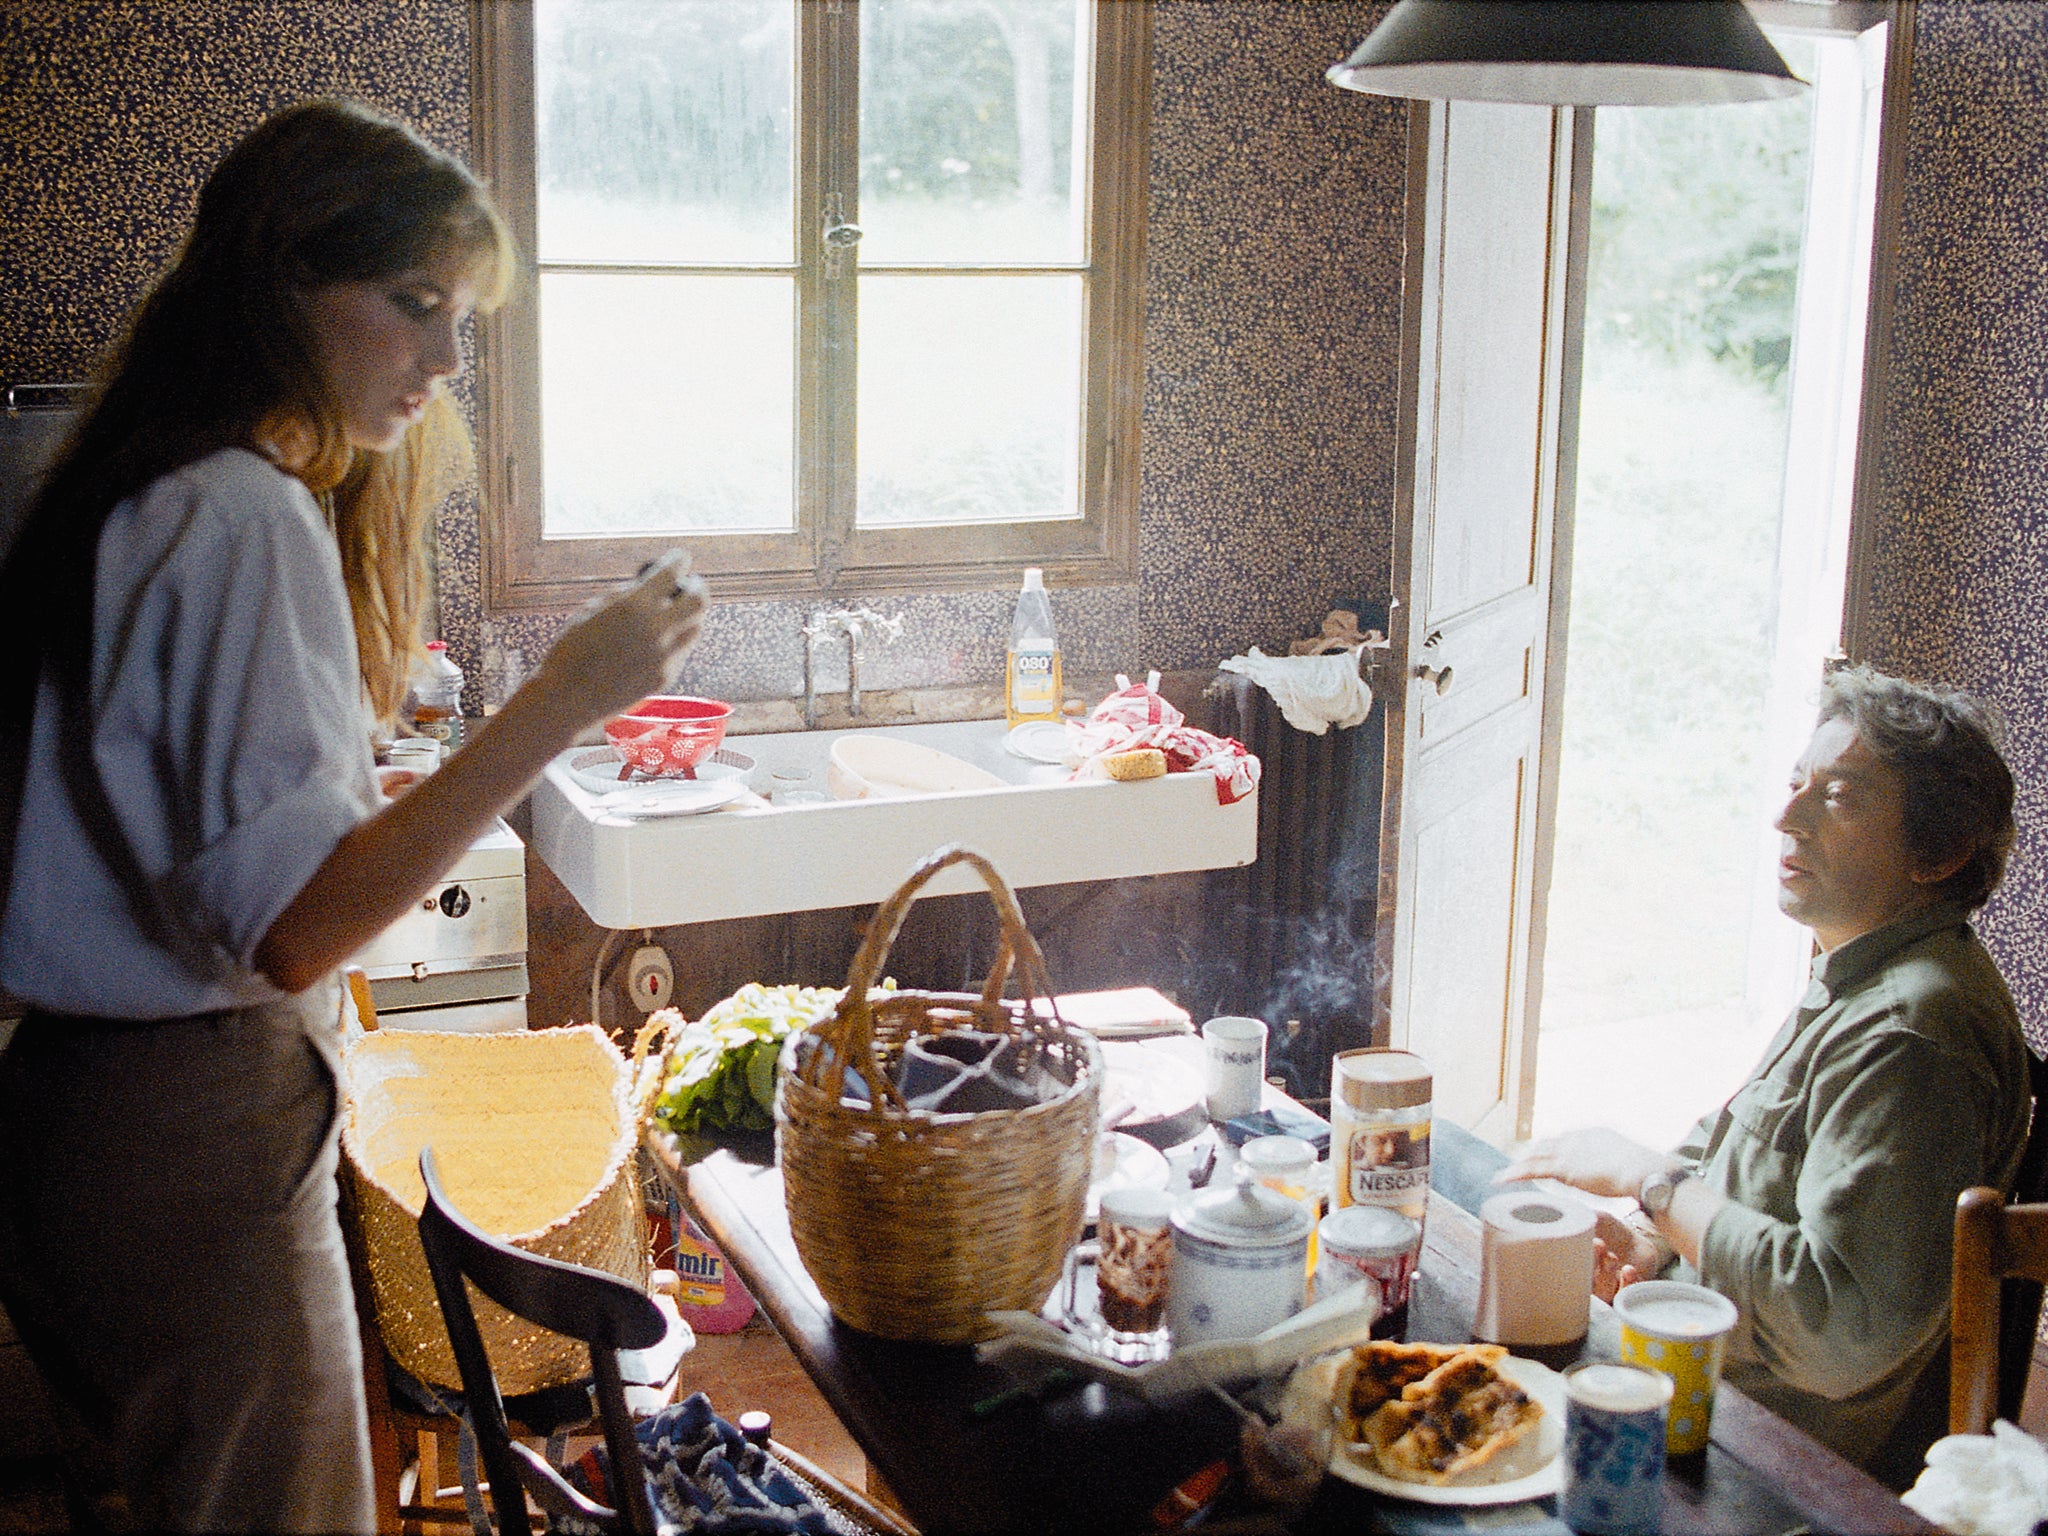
left=1592, top=1210, right=1671, bottom=1302
left=1498, top=1127, right=1672, bottom=1201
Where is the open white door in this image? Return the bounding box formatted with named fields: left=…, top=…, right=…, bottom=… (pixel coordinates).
left=1376, top=100, right=1590, bottom=1145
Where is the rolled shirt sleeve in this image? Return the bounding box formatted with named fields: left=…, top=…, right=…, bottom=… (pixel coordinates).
left=1, top=449, right=380, bottom=1016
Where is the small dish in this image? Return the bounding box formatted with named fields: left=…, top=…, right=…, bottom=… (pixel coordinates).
left=1003, top=719, right=1071, bottom=764
left=587, top=777, right=751, bottom=818
left=568, top=745, right=753, bottom=796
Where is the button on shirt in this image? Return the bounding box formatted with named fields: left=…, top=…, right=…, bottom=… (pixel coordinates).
left=1672, top=901, right=2030, bottom=1477
left=1, top=449, right=381, bottom=1018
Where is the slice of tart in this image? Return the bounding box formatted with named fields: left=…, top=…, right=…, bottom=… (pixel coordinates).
left=1355, top=1349, right=1544, bottom=1485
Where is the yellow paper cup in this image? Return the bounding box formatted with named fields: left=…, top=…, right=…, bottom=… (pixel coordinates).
left=1613, top=1280, right=1738, bottom=1455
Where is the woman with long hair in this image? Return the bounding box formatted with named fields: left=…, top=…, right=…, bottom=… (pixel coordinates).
left=0, top=100, right=703, bottom=1532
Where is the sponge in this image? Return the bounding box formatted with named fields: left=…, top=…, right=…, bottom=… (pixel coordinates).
left=1102, top=748, right=1168, bottom=782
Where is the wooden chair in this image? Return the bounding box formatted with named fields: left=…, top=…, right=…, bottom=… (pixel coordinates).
left=1950, top=1049, right=2048, bottom=1434
left=416, top=1149, right=916, bottom=1536
left=417, top=1146, right=669, bottom=1536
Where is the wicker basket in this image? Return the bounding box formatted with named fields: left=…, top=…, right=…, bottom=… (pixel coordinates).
left=777, top=845, right=1101, bottom=1344
left=340, top=1020, right=668, bottom=1395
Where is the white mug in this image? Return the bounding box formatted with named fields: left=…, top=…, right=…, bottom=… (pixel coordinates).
left=1203, top=1015, right=1268, bottom=1122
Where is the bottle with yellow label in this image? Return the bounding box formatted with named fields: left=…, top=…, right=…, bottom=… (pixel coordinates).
left=1005, top=567, right=1062, bottom=728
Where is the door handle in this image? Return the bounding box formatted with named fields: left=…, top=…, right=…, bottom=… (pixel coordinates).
left=1415, top=631, right=1452, bottom=694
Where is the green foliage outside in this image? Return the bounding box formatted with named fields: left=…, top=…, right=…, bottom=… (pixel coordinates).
left=1544, top=61, right=1818, bottom=1035
left=1585, top=45, right=1817, bottom=387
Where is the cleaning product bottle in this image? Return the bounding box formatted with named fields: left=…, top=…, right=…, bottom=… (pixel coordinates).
left=1005, top=567, right=1062, bottom=728
left=409, top=640, right=465, bottom=755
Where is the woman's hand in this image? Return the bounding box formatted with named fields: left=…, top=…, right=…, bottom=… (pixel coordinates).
left=255, top=551, right=706, bottom=994
left=526, top=552, right=708, bottom=733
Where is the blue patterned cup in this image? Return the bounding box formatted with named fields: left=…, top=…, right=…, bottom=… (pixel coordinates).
left=1561, top=1363, right=1673, bottom=1536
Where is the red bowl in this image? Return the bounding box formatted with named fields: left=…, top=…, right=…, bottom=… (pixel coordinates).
left=603, top=696, right=733, bottom=779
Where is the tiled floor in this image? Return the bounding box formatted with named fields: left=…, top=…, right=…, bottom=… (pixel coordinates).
left=0, top=1317, right=864, bottom=1534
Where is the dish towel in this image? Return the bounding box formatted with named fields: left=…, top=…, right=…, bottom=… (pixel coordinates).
left=1064, top=672, right=1263, bottom=806
left=1218, top=647, right=1374, bottom=735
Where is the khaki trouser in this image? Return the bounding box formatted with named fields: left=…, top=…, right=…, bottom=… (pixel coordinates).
left=0, top=988, right=373, bottom=1534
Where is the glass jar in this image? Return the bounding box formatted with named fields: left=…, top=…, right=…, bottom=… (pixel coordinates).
left=1238, top=1134, right=1321, bottom=1277
left=1330, top=1049, right=1432, bottom=1225
left=1318, top=1203, right=1421, bottom=1339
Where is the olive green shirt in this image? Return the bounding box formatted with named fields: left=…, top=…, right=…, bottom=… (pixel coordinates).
left=1672, top=902, right=2029, bottom=1483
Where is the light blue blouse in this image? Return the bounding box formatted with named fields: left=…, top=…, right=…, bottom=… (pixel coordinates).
left=1, top=448, right=380, bottom=1017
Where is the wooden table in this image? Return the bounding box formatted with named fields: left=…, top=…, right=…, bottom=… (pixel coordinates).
left=662, top=1119, right=1936, bottom=1535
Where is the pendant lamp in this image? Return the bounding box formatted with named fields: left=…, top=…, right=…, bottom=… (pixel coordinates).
left=1327, top=1, right=1805, bottom=107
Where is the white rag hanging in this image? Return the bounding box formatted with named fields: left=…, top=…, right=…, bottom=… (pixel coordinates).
left=1218, top=646, right=1374, bottom=735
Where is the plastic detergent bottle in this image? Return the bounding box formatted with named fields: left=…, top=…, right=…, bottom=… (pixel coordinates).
left=1005, top=567, right=1062, bottom=728
left=409, top=641, right=465, bottom=754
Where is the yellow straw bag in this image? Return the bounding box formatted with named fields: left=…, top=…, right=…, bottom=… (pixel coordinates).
left=340, top=1019, right=668, bottom=1395
left=777, top=845, right=1101, bottom=1345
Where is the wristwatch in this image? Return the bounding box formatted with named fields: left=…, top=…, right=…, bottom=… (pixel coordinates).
left=1639, top=1164, right=1695, bottom=1216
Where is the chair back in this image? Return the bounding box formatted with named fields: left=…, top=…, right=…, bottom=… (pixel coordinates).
left=1952, top=1050, right=2048, bottom=1435
left=417, top=1148, right=667, bottom=1536
left=1993, top=1051, right=2048, bottom=1423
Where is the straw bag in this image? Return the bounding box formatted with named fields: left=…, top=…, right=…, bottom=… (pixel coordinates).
left=340, top=1020, right=668, bottom=1395
left=777, top=845, right=1101, bottom=1344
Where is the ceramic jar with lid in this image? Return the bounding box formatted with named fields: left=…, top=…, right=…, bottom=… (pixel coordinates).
left=1167, top=1172, right=1314, bottom=1346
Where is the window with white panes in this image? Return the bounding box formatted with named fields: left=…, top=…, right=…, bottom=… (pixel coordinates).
left=474, top=0, right=1148, bottom=609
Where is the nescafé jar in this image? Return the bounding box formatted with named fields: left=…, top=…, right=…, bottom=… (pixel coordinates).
left=1330, top=1049, right=1432, bottom=1227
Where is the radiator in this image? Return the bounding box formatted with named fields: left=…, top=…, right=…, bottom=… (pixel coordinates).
left=1198, top=672, right=1384, bottom=1100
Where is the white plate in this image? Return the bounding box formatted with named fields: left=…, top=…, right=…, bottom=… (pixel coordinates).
left=588, top=778, right=751, bottom=818
left=567, top=745, right=753, bottom=795
left=1003, top=720, right=1071, bottom=764
left=1097, top=1041, right=1206, bottom=1146
left=1282, top=1351, right=1567, bottom=1505
left=1086, top=1131, right=1172, bottom=1221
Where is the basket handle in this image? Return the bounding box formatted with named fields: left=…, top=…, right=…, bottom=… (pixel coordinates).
left=805, top=845, right=1067, bottom=1106
left=629, top=1009, right=681, bottom=1120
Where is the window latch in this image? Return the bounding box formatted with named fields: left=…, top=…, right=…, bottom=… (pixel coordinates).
left=822, top=193, right=862, bottom=278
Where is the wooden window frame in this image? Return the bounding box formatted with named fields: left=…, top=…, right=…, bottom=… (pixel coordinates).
left=471, top=0, right=1150, bottom=612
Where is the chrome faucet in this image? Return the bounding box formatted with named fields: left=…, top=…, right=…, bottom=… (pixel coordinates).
left=802, top=604, right=905, bottom=728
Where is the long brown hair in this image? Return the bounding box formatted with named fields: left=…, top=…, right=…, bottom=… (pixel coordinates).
left=2, top=98, right=515, bottom=729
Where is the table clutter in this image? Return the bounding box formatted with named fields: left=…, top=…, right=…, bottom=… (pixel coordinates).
left=634, top=849, right=1933, bottom=1534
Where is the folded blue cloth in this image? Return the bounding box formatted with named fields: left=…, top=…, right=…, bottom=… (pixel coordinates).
left=555, top=1393, right=834, bottom=1535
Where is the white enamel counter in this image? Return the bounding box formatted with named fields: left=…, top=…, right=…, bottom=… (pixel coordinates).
left=529, top=718, right=1257, bottom=928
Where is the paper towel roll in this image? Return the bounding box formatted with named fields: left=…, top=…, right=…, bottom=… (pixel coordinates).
left=1472, top=1191, right=1596, bottom=1347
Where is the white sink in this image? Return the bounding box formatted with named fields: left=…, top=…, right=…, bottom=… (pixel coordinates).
left=529, top=718, right=1258, bottom=928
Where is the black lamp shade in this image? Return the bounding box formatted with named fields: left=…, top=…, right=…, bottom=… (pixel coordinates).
left=1327, top=1, right=1806, bottom=106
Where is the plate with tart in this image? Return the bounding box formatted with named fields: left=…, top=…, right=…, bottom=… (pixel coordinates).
left=1280, top=1339, right=1567, bottom=1505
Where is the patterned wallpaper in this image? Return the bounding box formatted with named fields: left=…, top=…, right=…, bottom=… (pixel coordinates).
left=1855, top=0, right=2048, bottom=1033
left=16, top=0, right=2048, bottom=1030
left=0, top=0, right=1403, bottom=709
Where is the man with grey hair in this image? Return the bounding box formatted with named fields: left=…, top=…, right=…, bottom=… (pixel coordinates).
left=1506, top=665, right=2029, bottom=1487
